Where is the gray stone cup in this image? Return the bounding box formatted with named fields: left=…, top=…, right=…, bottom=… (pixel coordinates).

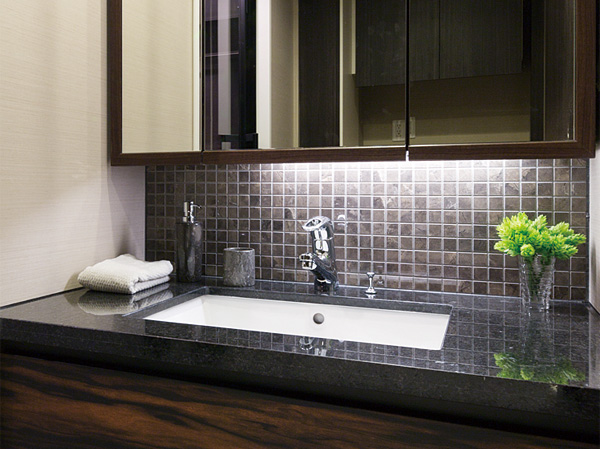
left=223, top=247, right=255, bottom=287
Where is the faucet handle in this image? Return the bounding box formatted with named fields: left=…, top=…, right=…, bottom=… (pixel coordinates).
left=366, top=272, right=376, bottom=295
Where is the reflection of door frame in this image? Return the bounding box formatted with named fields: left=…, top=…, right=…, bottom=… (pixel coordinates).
left=193, top=0, right=202, bottom=152
left=204, top=0, right=257, bottom=150
left=298, top=0, right=340, bottom=147
left=530, top=0, right=575, bottom=142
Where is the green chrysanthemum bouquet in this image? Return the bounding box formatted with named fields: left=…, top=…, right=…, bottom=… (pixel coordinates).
left=494, top=213, right=586, bottom=309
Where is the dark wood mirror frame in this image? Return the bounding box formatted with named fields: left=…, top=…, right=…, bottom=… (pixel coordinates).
left=108, top=0, right=596, bottom=166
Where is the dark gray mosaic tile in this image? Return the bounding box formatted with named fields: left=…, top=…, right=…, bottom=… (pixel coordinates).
left=146, top=160, right=588, bottom=300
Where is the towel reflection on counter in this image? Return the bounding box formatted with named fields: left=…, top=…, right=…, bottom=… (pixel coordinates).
left=77, top=283, right=173, bottom=315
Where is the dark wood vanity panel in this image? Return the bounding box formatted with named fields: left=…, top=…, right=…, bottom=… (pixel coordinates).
left=530, top=0, right=576, bottom=142
left=1, top=354, right=596, bottom=449
left=409, top=0, right=440, bottom=82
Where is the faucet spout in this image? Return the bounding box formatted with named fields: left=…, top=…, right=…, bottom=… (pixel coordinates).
left=299, top=216, right=339, bottom=292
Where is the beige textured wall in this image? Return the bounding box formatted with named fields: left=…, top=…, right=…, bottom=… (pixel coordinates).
left=0, top=1, right=145, bottom=306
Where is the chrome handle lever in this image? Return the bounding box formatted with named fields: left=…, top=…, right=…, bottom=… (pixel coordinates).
left=365, top=272, right=376, bottom=295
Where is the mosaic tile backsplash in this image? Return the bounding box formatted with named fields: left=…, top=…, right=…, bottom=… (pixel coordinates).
left=146, top=159, right=589, bottom=301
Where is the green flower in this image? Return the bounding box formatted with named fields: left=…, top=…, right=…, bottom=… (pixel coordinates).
left=531, top=214, right=548, bottom=231
left=520, top=244, right=535, bottom=258
left=495, top=213, right=586, bottom=261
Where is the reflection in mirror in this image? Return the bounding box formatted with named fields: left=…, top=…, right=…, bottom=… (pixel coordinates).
left=204, top=0, right=257, bottom=150
left=204, top=0, right=364, bottom=150
left=207, top=0, right=406, bottom=151
left=206, top=0, right=576, bottom=152
left=407, top=0, right=575, bottom=146
left=122, top=0, right=201, bottom=154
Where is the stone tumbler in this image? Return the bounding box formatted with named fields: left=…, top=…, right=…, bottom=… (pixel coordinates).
left=223, top=247, right=255, bottom=287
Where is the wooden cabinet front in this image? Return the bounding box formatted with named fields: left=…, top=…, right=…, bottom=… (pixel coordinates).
left=356, top=0, right=523, bottom=87
left=439, top=0, right=523, bottom=79
left=1, top=354, right=596, bottom=449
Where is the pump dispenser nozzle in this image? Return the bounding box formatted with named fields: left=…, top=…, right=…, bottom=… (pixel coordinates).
left=177, top=201, right=204, bottom=282
left=183, top=201, right=202, bottom=223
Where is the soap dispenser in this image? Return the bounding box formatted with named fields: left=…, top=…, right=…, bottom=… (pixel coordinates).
left=176, top=201, right=203, bottom=282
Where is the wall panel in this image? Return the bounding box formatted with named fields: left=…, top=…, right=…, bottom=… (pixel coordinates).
left=0, top=0, right=145, bottom=306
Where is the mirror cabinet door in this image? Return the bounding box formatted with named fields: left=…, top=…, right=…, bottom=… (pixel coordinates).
left=109, top=0, right=204, bottom=165
left=407, top=0, right=577, bottom=152
left=109, top=0, right=595, bottom=165
left=204, top=0, right=257, bottom=151
left=203, top=0, right=407, bottom=156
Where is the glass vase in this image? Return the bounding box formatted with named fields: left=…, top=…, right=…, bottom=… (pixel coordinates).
left=518, top=255, right=555, bottom=312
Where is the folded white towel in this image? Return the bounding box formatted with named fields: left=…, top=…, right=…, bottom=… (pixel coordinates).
left=77, top=254, right=173, bottom=294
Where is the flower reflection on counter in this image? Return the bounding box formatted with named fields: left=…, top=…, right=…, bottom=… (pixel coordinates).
left=494, top=352, right=585, bottom=385
left=494, top=309, right=586, bottom=385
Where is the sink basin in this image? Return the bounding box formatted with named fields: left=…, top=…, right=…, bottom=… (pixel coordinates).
left=144, top=294, right=451, bottom=350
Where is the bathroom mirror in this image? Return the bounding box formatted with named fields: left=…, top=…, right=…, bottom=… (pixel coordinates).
left=406, top=0, right=576, bottom=147
left=122, top=0, right=201, bottom=154
left=109, top=0, right=596, bottom=165
left=109, top=0, right=203, bottom=165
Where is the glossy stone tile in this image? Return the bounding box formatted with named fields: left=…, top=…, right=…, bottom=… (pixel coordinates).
left=146, top=160, right=588, bottom=300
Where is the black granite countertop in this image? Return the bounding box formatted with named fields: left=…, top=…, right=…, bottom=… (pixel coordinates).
left=1, top=279, right=598, bottom=441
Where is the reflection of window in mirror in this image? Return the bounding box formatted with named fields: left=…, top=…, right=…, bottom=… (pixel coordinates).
left=122, top=0, right=201, bottom=154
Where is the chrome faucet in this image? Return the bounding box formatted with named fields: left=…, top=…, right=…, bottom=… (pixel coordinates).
left=299, top=216, right=339, bottom=292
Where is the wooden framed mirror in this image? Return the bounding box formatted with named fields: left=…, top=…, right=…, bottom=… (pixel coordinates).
left=108, top=0, right=596, bottom=166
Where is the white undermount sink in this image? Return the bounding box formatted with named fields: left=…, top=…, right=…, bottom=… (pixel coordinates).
left=144, top=294, right=451, bottom=350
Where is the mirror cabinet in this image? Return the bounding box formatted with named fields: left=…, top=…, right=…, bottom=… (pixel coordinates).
left=108, top=0, right=596, bottom=166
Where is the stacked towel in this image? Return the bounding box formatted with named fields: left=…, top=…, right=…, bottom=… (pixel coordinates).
left=77, top=254, right=173, bottom=294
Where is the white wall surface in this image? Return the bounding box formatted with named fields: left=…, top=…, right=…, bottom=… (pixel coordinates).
left=0, top=0, right=145, bottom=306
